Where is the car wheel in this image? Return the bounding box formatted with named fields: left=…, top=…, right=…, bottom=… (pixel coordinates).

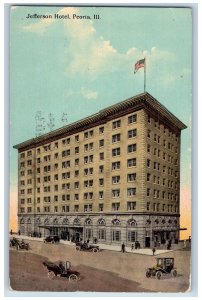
left=93, top=248, right=98, bottom=252
left=156, top=271, right=162, bottom=280
left=171, top=269, right=177, bottom=277
left=51, top=240, right=55, bottom=244
left=48, top=271, right=55, bottom=279
left=146, top=270, right=151, bottom=278
left=76, top=246, right=80, bottom=251
left=69, top=274, right=78, bottom=282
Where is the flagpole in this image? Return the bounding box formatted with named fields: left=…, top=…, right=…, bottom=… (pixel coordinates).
left=144, top=57, right=146, bottom=92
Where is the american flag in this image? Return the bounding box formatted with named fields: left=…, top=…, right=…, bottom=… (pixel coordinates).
left=134, top=58, right=145, bottom=73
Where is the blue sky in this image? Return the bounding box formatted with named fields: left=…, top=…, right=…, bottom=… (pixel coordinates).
left=10, top=6, right=192, bottom=233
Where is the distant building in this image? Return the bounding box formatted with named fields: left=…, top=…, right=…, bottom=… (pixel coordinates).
left=13, top=92, right=186, bottom=247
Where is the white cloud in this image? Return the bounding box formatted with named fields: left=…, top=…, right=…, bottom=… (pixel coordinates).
left=21, top=7, right=177, bottom=80
left=81, top=88, right=98, bottom=100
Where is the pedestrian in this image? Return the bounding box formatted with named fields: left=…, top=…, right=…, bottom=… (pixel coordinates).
left=18, top=230, right=20, bottom=236
left=121, top=242, right=125, bottom=253
left=184, top=239, right=187, bottom=248
left=152, top=247, right=156, bottom=256
left=10, top=229, right=13, bottom=235
left=131, top=243, right=134, bottom=251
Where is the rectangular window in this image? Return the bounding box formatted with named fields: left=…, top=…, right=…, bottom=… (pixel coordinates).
left=112, top=189, right=120, bottom=197
left=112, top=148, right=120, bottom=157
left=127, top=188, right=136, bottom=196
left=62, top=138, right=70, bottom=146
left=27, top=160, right=32, bottom=166
left=99, top=139, right=104, bottom=147
left=127, top=158, right=136, bottom=167
left=75, top=135, right=79, bottom=142
left=128, top=144, right=136, bottom=153
left=112, top=133, right=121, bottom=143
left=62, top=183, right=70, bottom=190
left=62, top=205, right=69, bottom=212
left=147, top=188, right=150, bottom=196
left=112, top=203, right=120, bottom=211
left=147, top=202, right=150, bottom=211
left=112, top=230, right=121, bottom=241
left=62, top=161, right=70, bottom=168
left=27, top=207, right=32, bottom=213
left=112, top=120, right=121, bottom=129
left=99, top=178, right=104, bottom=186
left=75, top=182, right=79, bottom=189
left=147, top=144, right=151, bottom=153
left=98, top=228, right=105, bottom=239
left=54, top=153, right=58, bottom=159
left=128, top=129, right=137, bottom=138
left=99, top=126, right=104, bottom=134
left=98, top=203, right=104, bottom=213
left=84, top=204, right=92, bottom=212
left=74, top=194, right=79, bottom=201
left=127, top=231, right=137, bottom=243
left=74, top=205, right=79, bottom=212
left=27, top=188, right=32, bottom=194
left=112, top=176, right=120, bottom=184
left=62, top=150, right=70, bottom=157
left=20, top=153, right=25, bottom=159
left=127, top=201, right=136, bottom=211
left=99, top=191, right=104, bottom=199
left=99, top=152, right=104, bottom=160
left=75, top=147, right=79, bottom=154
left=127, top=173, right=136, bottom=182
left=128, top=114, right=137, bottom=124
left=99, top=165, right=104, bottom=173
left=112, top=161, right=120, bottom=170
left=75, top=158, right=79, bottom=166
left=27, top=150, right=32, bottom=156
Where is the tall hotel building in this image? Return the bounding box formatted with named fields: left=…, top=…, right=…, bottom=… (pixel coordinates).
left=14, top=92, right=186, bottom=248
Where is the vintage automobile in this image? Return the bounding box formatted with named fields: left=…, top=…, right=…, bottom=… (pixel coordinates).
left=43, top=235, right=60, bottom=244
left=75, top=242, right=99, bottom=252
left=9, top=237, right=20, bottom=247
left=146, top=257, right=177, bottom=280
left=43, top=260, right=80, bottom=281
left=16, top=239, right=30, bottom=251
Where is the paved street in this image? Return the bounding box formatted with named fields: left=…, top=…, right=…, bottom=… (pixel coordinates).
left=9, top=237, right=191, bottom=293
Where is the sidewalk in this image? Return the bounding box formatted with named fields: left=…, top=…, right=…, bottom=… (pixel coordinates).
left=10, top=234, right=174, bottom=256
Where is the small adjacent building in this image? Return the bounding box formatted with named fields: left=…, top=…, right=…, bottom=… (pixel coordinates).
left=13, top=92, right=187, bottom=248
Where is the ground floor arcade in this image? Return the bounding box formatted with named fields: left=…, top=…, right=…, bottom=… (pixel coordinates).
left=18, top=213, right=180, bottom=248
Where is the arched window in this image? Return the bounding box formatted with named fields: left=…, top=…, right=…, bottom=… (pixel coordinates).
left=44, top=218, right=49, bottom=225
left=85, top=218, right=92, bottom=225
left=98, top=218, right=105, bottom=226
left=53, top=218, right=58, bottom=225
left=127, top=219, right=137, bottom=227
left=112, top=219, right=121, bottom=226
left=162, top=219, right=166, bottom=224
left=73, top=218, right=80, bottom=225
left=27, top=218, right=31, bottom=224
left=20, top=218, right=25, bottom=224
left=155, top=219, right=159, bottom=224
left=168, top=219, right=172, bottom=224
left=146, top=219, right=151, bottom=225
left=36, top=217, right=41, bottom=224
left=62, top=218, right=69, bottom=225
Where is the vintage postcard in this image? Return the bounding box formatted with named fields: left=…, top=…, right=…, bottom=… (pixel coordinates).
left=9, top=5, right=192, bottom=293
